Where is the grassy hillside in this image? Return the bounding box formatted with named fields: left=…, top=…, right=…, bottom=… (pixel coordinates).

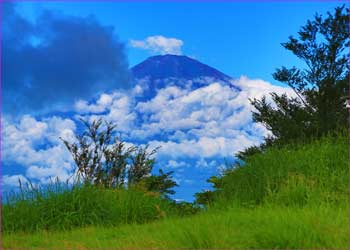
left=2, top=133, right=349, bottom=249
left=210, top=133, right=348, bottom=208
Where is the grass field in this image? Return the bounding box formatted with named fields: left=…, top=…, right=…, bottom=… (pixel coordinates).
left=3, top=184, right=178, bottom=233
left=3, top=204, right=349, bottom=249
left=2, top=133, right=349, bottom=249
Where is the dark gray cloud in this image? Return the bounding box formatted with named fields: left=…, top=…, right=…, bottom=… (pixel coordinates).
left=3, top=3, right=130, bottom=115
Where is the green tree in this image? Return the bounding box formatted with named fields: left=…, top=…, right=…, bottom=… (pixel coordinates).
left=194, top=176, right=222, bottom=206
left=250, top=5, right=349, bottom=148
left=142, top=169, right=178, bottom=199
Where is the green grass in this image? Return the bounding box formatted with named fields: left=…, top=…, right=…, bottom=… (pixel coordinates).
left=3, top=133, right=349, bottom=249
left=211, top=133, right=348, bottom=208
left=3, top=183, right=176, bottom=233
left=3, top=204, right=349, bottom=249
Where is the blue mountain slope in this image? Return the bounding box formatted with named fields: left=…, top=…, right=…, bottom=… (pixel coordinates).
left=132, top=54, right=232, bottom=80
left=131, top=55, right=240, bottom=98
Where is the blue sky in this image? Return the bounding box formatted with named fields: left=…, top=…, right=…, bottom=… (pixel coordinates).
left=2, top=1, right=347, bottom=201
left=16, top=1, right=346, bottom=84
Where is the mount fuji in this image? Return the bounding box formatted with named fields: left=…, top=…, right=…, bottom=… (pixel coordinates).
left=132, top=54, right=232, bottom=81
left=130, top=54, right=240, bottom=100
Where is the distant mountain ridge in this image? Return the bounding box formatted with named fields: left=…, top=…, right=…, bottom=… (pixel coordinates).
left=131, top=54, right=232, bottom=81
left=130, top=54, right=240, bottom=98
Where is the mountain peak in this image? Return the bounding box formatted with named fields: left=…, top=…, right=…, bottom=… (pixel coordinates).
left=131, top=54, right=232, bottom=81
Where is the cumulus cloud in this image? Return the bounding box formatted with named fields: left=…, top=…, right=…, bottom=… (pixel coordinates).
left=3, top=2, right=130, bottom=115
left=2, top=175, right=28, bottom=187
left=166, top=160, right=189, bottom=169
left=75, top=91, right=137, bottom=133
left=133, top=83, right=254, bottom=140
left=76, top=76, right=294, bottom=157
left=195, top=159, right=219, bottom=169
left=233, top=75, right=295, bottom=103
left=149, top=135, right=259, bottom=159
left=2, top=116, right=76, bottom=184
left=75, top=93, right=115, bottom=114
left=130, top=35, right=183, bottom=55
left=130, top=76, right=294, bottom=159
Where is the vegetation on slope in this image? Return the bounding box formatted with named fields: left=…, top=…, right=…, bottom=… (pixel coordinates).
left=198, top=133, right=348, bottom=208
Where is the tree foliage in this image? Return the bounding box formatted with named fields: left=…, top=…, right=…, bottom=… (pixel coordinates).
left=252, top=6, right=349, bottom=145
left=194, top=176, right=222, bottom=206
left=238, top=6, right=349, bottom=161
left=142, top=169, right=178, bottom=199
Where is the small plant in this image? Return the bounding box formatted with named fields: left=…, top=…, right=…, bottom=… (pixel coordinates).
left=61, top=118, right=177, bottom=197
left=61, top=119, right=142, bottom=188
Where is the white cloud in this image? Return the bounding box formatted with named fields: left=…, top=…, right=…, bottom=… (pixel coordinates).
left=150, top=135, right=259, bottom=159
left=75, top=93, right=114, bottom=114
left=2, top=116, right=76, bottom=184
left=43, top=116, right=76, bottom=144
left=195, top=158, right=217, bottom=169
left=75, top=91, right=137, bottom=133
left=67, top=76, right=292, bottom=161
left=135, top=83, right=241, bottom=137
left=232, top=75, right=295, bottom=106
left=26, top=164, right=72, bottom=183
left=131, top=76, right=294, bottom=159
left=2, top=175, right=28, bottom=187
left=166, top=160, right=188, bottom=169
left=130, top=35, right=183, bottom=55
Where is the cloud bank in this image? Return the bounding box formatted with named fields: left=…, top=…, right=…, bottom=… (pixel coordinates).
left=2, top=3, right=130, bottom=116
left=2, top=75, right=294, bottom=192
